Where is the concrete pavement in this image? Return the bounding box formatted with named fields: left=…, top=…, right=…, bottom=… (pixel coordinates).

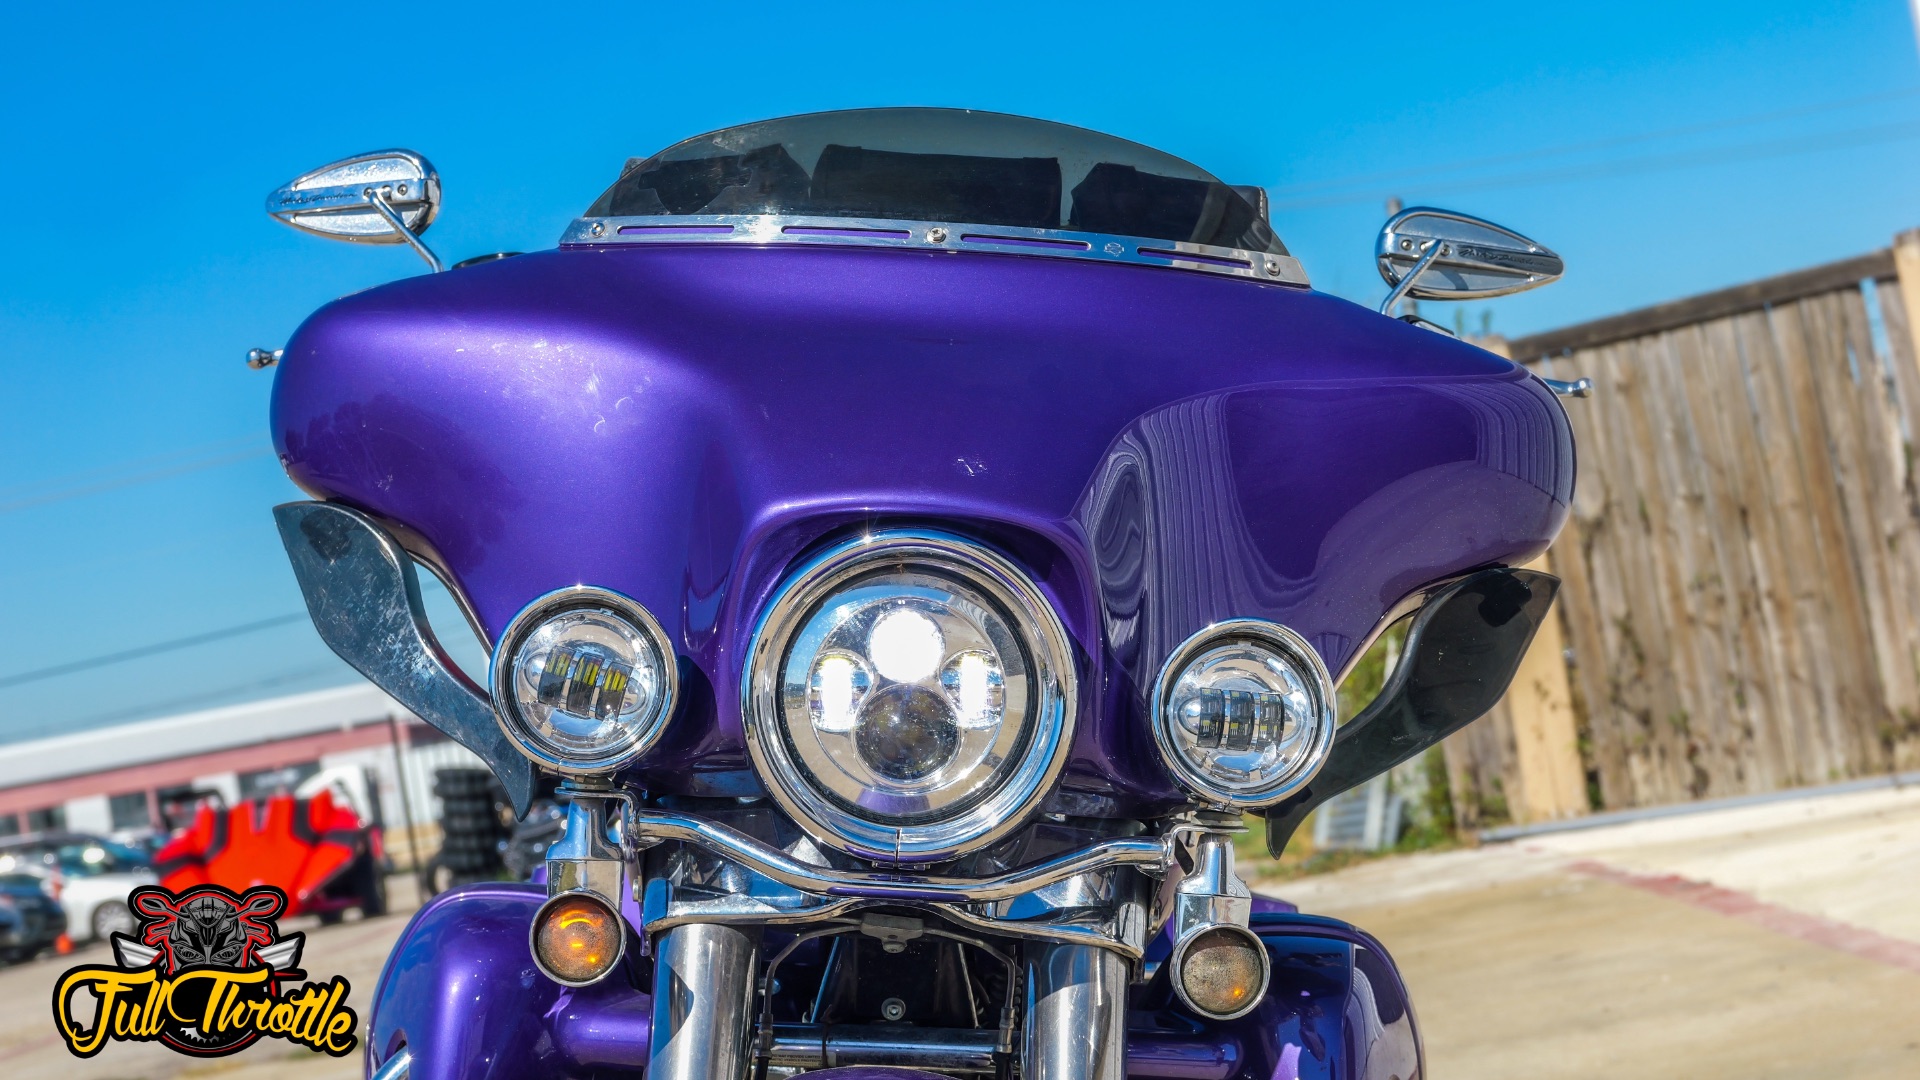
left=1267, top=784, right=1920, bottom=1079
left=1, top=784, right=1913, bottom=1078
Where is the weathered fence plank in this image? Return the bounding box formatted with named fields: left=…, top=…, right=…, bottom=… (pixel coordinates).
left=1481, top=237, right=1920, bottom=810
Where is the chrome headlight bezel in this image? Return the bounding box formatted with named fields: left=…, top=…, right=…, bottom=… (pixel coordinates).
left=490, top=585, right=679, bottom=776
left=1151, top=619, right=1337, bottom=809
left=743, top=531, right=1077, bottom=863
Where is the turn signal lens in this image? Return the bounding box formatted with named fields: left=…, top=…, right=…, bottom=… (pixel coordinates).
left=1174, top=927, right=1269, bottom=1020
left=532, top=893, right=625, bottom=986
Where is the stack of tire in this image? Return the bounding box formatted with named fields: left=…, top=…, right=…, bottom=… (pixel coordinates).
left=424, top=768, right=510, bottom=897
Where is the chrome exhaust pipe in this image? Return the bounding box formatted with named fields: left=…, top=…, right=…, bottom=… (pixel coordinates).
left=649, top=923, right=759, bottom=1080
left=1024, top=942, right=1129, bottom=1080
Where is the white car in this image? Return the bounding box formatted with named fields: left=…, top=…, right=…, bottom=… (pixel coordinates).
left=0, top=834, right=157, bottom=942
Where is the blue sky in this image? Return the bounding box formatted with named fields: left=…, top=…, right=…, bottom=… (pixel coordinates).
left=2, top=1, right=1918, bottom=742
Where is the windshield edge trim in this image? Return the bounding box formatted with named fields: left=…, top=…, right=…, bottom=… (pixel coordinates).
left=558, top=215, right=1309, bottom=287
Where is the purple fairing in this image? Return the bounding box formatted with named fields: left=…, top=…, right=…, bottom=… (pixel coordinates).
left=368, top=883, right=1412, bottom=1080
left=273, top=243, right=1571, bottom=811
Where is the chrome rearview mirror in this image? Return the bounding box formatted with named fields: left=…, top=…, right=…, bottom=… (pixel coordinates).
left=1376, top=208, right=1562, bottom=314
left=266, top=150, right=444, bottom=272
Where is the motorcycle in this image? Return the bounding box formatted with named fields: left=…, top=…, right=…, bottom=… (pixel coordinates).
left=257, top=107, right=1578, bottom=1080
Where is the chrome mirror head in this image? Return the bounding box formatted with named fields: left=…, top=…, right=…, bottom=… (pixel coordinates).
left=1375, top=208, right=1562, bottom=312
left=266, top=150, right=444, bottom=271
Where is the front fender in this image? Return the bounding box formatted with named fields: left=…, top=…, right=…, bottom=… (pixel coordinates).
left=366, top=883, right=651, bottom=1080
left=371, top=889, right=1417, bottom=1080
left=1244, top=913, right=1423, bottom=1080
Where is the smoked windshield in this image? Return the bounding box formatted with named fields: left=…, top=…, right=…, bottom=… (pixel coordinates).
left=586, top=108, right=1285, bottom=254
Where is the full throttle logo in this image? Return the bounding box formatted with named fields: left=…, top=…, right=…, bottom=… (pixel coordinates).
left=51, top=884, right=356, bottom=1058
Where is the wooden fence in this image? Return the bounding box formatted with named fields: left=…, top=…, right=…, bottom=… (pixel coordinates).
left=1446, top=232, right=1920, bottom=824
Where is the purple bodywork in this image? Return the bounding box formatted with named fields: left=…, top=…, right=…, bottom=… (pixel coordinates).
left=273, top=242, right=1571, bottom=815
left=273, top=233, right=1570, bottom=1079
left=371, top=882, right=1416, bottom=1080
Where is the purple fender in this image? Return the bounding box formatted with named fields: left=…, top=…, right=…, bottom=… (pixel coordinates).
left=273, top=245, right=1571, bottom=811
left=369, top=887, right=1417, bottom=1080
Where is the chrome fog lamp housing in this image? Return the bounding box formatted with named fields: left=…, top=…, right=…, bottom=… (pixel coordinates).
left=491, top=586, right=678, bottom=776
left=744, top=531, right=1076, bottom=863
left=1152, top=620, right=1336, bottom=808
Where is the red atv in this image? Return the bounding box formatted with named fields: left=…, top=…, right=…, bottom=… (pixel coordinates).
left=154, top=784, right=387, bottom=923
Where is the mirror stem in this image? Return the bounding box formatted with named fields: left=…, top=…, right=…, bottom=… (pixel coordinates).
left=1378, top=239, right=1442, bottom=315
left=368, top=187, right=445, bottom=272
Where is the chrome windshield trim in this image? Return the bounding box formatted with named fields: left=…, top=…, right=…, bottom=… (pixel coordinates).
left=560, top=214, right=1310, bottom=287
left=626, top=806, right=1166, bottom=904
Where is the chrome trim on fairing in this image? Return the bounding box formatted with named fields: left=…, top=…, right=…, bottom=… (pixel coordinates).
left=742, top=530, right=1079, bottom=863
left=626, top=806, right=1165, bottom=905
left=489, top=585, right=680, bottom=777
left=1150, top=619, right=1337, bottom=809
left=561, top=214, right=1311, bottom=286
left=272, top=501, right=535, bottom=814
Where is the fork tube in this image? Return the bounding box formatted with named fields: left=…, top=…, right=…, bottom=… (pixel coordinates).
left=649, top=922, right=759, bottom=1080
left=1024, top=942, right=1128, bottom=1080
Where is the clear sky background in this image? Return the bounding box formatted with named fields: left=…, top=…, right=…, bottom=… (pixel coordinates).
left=3, top=1, right=1919, bottom=743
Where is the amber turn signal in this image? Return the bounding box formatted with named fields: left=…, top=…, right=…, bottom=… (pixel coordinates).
left=1172, top=926, right=1269, bottom=1020
left=531, top=892, right=626, bottom=986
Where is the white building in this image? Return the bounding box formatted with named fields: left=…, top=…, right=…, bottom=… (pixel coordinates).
left=0, top=683, right=486, bottom=840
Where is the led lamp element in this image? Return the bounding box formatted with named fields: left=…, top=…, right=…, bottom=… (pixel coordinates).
left=530, top=891, right=626, bottom=986
left=1152, top=621, right=1337, bottom=808
left=744, top=531, right=1076, bottom=862
left=869, top=609, right=944, bottom=682
left=491, top=587, right=678, bottom=776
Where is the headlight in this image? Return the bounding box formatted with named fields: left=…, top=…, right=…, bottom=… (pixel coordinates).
left=1152, top=620, right=1336, bottom=808
left=744, top=531, right=1075, bottom=863
left=491, top=586, right=677, bottom=775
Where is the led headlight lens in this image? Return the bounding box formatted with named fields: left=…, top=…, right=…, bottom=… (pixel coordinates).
left=1153, top=620, right=1336, bottom=807
left=492, top=586, right=677, bottom=775
left=745, top=532, right=1075, bottom=862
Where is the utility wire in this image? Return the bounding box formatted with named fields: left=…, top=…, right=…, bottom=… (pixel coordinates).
left=58, top=663, right=354, bottom=731
left=1267, top=84, right=1920, bottom=198
left=0, top=613, right=309, bottom=689
left=1270, top=117, right=1920, bottom=211
left=0, top=444, right=275, bottom=515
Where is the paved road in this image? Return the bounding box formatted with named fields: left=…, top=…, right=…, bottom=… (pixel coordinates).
left=1267, top=784, right=1920, bottom=1080
left=4, top=785, right=1913, bottom=1078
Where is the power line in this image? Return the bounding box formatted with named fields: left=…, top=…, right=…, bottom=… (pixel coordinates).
left=1270, top=117, right=1920, bottom=211
left=0, top=445, right=275, bottom=515
left=0, top=613, right=309, bottom=689
left=1267, top=85, right=1920, bottom=199
left=60, top=663, right=355, bottom=731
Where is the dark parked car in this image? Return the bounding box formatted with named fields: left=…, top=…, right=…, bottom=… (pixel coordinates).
left=0, top=871, right=69, bottom=963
